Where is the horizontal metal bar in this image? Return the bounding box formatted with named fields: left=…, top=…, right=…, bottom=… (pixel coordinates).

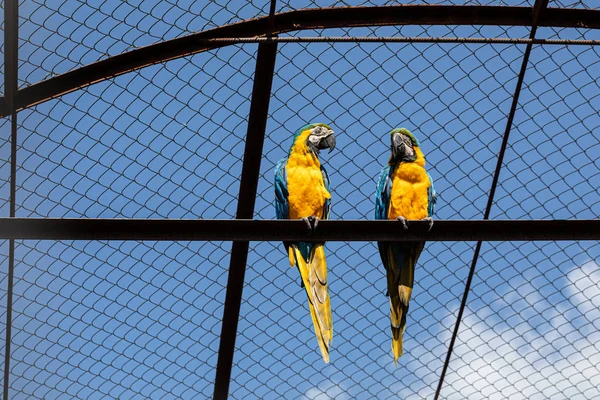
left=1, top=4, right=599, bottom=117
left=201, top=37, right=600, bottom=46
left=0, top=219, right=598, bottom=241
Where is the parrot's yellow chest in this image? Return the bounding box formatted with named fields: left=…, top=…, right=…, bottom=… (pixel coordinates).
left=286, top=132, right=331, bottom=219
left=388, top=153, right=430, bottom=221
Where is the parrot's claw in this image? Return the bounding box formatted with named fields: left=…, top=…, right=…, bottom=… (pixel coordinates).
left=396, top=216, right=409, bottom=230
left=422, top=217, right=434, bottom=231
left=301, top=216, right=320, bottom=234
left=301, top=217, right=312, bottom=232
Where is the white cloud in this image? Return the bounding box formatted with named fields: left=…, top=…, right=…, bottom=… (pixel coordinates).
left=302, top=378, right=349, bottom=400
left=440, top=259, right=600, bottom=400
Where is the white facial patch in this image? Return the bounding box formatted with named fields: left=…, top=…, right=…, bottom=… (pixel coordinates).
left=308, top=126, right=332, bottom=146
left=308, top=132, right=321, bottom=146
left=400, top=134, right=415, bottom=157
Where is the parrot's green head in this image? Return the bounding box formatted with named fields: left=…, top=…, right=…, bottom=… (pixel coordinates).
left=291, top=123, right=336, bottom=155
left=389, top=127, right=420, bottom=164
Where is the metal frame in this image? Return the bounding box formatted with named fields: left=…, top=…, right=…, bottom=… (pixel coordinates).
left=202, top=36, right=600, bottom=45
left=2, top=2, right=600, bottom=399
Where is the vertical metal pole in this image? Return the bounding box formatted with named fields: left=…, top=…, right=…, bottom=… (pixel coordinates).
left=212, top=41, right=278, bottom=400
left=3, top=0, right=18, bottom=399
left=212, top=3, right=278, bottom=397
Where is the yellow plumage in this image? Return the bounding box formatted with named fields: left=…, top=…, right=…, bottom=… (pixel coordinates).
left=388, top=147, right=430, bottom=221
left=286, top=130, right=331, bottom=220
left=285, top=128, right=333, bottom=363
left=291, top=245, right=332, bottom=363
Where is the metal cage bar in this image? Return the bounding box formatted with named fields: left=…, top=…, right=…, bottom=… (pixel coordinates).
left=3, top=0, right=18, bottom=398
left=213, top=41, right=279, bottom=400
left=0, top=219, right=598, bottom=242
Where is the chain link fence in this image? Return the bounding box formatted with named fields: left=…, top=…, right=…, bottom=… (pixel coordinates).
left=1, top=1, right=599, bottom=399
left=550, top=0, right=598, bottom=9
left=7, top=43, right=256, bottom=398
left=17, top=1, right=269, bottom=88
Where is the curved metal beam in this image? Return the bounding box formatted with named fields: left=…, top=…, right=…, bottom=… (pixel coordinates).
left=1, top=5, right=599, bottom=117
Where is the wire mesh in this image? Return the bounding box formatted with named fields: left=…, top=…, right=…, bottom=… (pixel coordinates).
left=492, top=43, right=600, bottom=220
left=549, top=0, right=599, bottom=9
left=17, top=1, right=270, bottom=89
left=0, top=119, right=10, bottom=217
left=233, top=239, right=476, bottom=399
left=2, top=1, right=600, bottom=399
left=16, top=45, right=255, bottom=219
left=444, top=241, right=600, bottom=400
left=429, top=41, right=600, bottom=398
left=9, top=45, right=256, bottom=398
left=10, top=239, right=230, bottom=399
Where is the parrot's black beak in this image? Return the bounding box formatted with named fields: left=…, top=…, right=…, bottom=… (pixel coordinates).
left=318, top=132, right=336, bottom=153
left=391, top=133, right=406, bottom=161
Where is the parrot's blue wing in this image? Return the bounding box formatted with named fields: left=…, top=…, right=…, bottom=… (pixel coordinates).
left=274, top=157, right=289, bottom=220
left=426, top=171, right=437, bottom=217
left=375, top=165, right=393, bottom=220
left=376, top=165, right=395, bottom=274
left=321, top=164, right=331, bottom=219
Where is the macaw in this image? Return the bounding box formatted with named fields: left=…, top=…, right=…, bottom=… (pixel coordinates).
left=375, top=128, right=436, bottom=364
left=274, top=123, right=336, bottom=362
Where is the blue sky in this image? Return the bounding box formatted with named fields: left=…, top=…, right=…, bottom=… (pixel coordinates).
left=1, top=1, right=599, bottom=399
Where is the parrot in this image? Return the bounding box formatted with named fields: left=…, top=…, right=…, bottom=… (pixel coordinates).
left=274, top=123, right=337, bottom=363
left=375, top=127, right=436, bottom=365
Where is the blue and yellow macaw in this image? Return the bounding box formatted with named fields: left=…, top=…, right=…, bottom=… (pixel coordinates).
left=274, top=123, right=337, bottom=363
left=375, top=128, right=436, bottom=364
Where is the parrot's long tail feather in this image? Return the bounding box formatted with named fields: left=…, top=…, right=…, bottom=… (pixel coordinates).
left=288, top=246, right=296, bottom=268
left=390, top=286, right=411, bottom=365
left=293, top=245, right=332, bottom=363
left=311, top=245, right=333, bottom=344
left=385, top=244, right=416, bottom=365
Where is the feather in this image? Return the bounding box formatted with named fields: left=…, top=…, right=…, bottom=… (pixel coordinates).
left=293, top=245, right=332, bottom=363
left=310, top=245, right=333, bottom=344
